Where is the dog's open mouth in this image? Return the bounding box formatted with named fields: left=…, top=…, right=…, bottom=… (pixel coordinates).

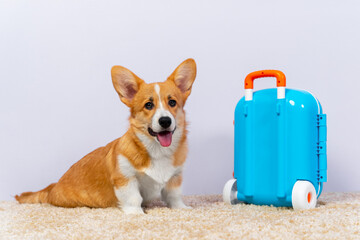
left=148, top=128, right=175, bottom=147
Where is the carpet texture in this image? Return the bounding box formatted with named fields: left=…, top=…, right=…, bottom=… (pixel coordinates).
left=0, top=192, right=359, bottom=240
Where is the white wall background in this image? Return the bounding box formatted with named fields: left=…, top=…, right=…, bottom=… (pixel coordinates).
left=1, top=0, right=359, bottom=201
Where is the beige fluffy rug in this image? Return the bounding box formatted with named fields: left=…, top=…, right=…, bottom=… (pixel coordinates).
left=0, top=193, right=359, bottom=240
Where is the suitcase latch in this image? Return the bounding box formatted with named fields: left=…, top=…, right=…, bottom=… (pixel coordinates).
left=317, top=114, right=327, bottom=182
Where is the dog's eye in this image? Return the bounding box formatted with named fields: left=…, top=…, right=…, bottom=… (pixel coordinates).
left=168, top=100, right=177, bottom=107
left=144, top=102, right=154, bottom=110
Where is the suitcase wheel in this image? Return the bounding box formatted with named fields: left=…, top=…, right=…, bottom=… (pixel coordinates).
left=291, top=180, right=317, bottom=210
left=223, top=179, right=238, bottom=205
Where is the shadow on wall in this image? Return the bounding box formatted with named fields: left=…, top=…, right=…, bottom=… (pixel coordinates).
left=326, top=151, right=352, bottom=192
left=183, top=133, right=234, bottom=195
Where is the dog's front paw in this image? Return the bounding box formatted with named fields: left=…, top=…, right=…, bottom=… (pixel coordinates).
left=122, top=206, right=145, bottom=215
left=169, top=201, right=192, bottom=209
left=176, top=204, right=192, bottom=210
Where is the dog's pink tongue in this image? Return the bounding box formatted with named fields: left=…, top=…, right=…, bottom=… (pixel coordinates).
left=157, top=131, right=173, bottom=147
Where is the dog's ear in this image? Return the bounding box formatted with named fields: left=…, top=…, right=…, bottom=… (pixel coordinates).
left=167, top=58, right=197, bottom=102
left=111, top=66, right=144, bottom=107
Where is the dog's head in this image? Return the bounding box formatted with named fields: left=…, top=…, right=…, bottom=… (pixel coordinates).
left=111, top=59, right=196, bottom=147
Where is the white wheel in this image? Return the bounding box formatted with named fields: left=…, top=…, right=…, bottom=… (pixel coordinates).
left=223, top=179, right=238, bottom=205
left=292, top=180, right=317, bottom=210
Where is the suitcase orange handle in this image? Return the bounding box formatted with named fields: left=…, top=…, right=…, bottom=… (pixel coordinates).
left=244, top=70, right=286, bottom=89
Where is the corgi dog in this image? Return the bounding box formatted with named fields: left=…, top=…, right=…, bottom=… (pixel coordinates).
left=15, top=58, right=197, bottom=214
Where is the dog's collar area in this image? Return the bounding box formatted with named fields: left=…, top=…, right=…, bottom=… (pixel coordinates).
left=148, top=127, right=176, bottom=137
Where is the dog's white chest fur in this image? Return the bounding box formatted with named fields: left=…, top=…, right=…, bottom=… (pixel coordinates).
left=143, top=156, right=179, bottom=184
left=117, top=151, right=181, bottom=202
left=138, top=156, right=181, bottom=202
left=135, top=132, right=183, bottom=201
left=135, top=131, right=183, bottom=185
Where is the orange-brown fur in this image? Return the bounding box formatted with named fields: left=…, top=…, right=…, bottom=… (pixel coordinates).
left=16, top=58, right=196, bottom=209
left=165, top=174, right=183, bottom=189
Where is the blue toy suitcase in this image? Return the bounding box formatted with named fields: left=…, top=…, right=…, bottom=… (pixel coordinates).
left=223, top=70, right=327, bottom=210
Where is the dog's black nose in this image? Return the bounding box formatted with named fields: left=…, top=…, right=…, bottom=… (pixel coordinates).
left=159, top=117, right=172, bottom=129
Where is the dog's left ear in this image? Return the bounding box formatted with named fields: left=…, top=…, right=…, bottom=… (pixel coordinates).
left=167, top=58, right=197, bottom=102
